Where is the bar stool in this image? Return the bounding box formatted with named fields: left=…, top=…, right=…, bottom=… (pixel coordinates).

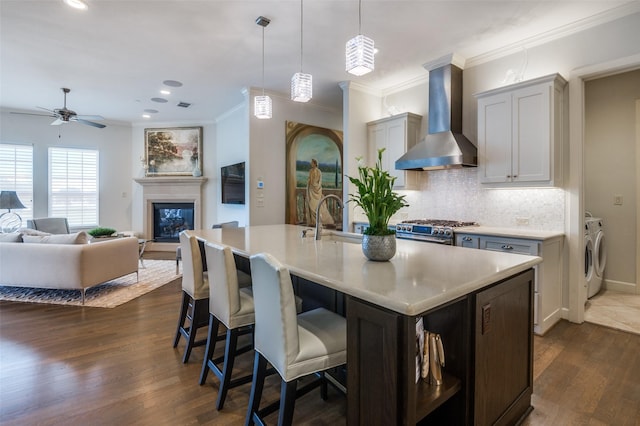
left=172, top=230, right=210, bottom=363
left=199, top=242, right=255, bottom=410
left=246, top=252, right=347, bottom=426
left=176, top=221, right=239, bottom=274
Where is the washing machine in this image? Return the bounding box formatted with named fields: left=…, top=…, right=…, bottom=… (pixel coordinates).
left=584, top=222, right=595, bottom=301
left=586, top=217, right=606, bottom=298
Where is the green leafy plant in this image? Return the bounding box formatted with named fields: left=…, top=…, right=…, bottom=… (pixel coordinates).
left=88, top=227, right=117, bottom=238
left=347, top=148, right=409, bottom=236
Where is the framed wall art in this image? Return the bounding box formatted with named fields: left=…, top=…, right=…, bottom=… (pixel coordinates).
left=285, top=121, right=343, bottom=230
left=144, top=127, right=203, bottom=176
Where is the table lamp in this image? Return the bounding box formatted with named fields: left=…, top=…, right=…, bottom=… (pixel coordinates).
left=0, top=191, right=26, bottom=233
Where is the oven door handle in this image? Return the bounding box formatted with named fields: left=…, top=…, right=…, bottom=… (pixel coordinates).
left=399, top=234, right=451, bottom=244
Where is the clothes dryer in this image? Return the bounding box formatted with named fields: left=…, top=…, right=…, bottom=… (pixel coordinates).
left=586, top=217, right=606, bottom=298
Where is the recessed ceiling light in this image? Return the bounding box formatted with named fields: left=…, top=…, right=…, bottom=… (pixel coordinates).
left=63, top=0, right=88, bottom=10
left=163, top=80, right=183, bottom=87
left=142, top=114, right=151, bottom=119
left=160, top=90, right=171, bottom=95
left=151, top=98, right=168, bottom=103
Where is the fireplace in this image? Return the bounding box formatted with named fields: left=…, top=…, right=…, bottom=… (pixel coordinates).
left=134, top=176, right=207, bottom=251
left=153, top=202, right=194, bottom=242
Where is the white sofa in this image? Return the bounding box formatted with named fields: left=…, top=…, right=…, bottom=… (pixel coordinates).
left=0, top=234, right=139, bottom=302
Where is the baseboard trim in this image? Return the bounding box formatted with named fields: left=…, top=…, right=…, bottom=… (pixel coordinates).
left=604, top=279, right=637, bottom=294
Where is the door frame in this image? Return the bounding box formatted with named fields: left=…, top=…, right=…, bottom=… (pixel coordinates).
left=567, top=53, right=640, bottom=323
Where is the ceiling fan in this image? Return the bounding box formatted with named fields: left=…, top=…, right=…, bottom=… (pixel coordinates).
left=12, top=88, right=106, bottom=128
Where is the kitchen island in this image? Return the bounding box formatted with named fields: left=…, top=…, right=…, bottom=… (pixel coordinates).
left=190, top=224, right=542, bottom=425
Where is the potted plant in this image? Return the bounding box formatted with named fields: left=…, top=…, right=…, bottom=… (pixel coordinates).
left=348, top=148, right=409, bottom=261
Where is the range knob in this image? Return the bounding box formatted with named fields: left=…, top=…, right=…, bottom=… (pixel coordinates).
left=444, top=229, right=452, bottom=236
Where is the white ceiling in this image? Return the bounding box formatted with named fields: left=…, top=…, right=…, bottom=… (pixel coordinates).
left=0, top=0, right=636, bottom=127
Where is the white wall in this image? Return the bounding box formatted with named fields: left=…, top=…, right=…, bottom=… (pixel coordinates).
left=585, top=69, right=640, bottom=292
left=247, top=87, right=343, bottom=226
left=1, top=111, right=133, bottom=231
left=216, top=100, right=249, bottom=226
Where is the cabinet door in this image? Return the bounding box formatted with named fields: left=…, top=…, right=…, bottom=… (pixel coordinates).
left=512, top=84, right=551, bottom=183
left=386, top=118, right=408, bottom=188
left=475, top=270, right=534, bottom=425
left=478, top=93, right=512, bottom=183
left=368, top=123, right=387, bottom=168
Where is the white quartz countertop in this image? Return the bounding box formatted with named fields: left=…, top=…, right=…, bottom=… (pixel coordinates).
left=190, top=225, right=542, bottom=316
left=455, top=226, right=564, bottom=240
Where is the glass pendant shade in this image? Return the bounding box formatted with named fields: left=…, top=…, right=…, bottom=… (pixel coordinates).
left=254, top=95, right=272, bottom=119
left=346, top=34, right=375, bottom=76
left=291, top=72, right=312, bottom=102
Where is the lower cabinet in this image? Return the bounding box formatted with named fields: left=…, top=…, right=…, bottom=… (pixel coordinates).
left=346, top=269, right=534, bottom=425
left=456, top=233, right=563, bottom=335
left=474, top=270, right=534, bottom=425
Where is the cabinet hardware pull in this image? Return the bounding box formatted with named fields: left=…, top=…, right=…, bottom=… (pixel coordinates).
left=506, top=175, right=511, bottom=178
left=501, top=245, right=514, bottom=250
left=463, top=236, right=472, bottom=241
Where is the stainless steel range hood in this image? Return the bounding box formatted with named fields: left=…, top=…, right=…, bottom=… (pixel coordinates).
left=395, top=63, right=477, bottom=171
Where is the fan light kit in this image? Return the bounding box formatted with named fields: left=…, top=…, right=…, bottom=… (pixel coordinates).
left=254, top=16, right=272, bottom=119
left=346, top=0, right=375, bottom=76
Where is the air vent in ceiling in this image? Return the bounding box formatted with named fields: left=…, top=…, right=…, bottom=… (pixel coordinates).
left=177, top=102, right=191, bottom=108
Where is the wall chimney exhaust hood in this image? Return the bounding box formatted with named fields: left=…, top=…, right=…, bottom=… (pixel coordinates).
left=395, top=58, right=477, bottom=171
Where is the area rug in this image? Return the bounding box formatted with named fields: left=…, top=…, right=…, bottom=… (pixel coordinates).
left=0, top=260, right=180, bottom=308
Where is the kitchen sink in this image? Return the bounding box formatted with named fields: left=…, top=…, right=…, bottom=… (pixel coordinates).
left=321, top=230, right=363, bottom=244
left=300, top=229, right=362, bottom=244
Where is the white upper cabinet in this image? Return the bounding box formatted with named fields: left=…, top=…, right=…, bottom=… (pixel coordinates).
left=476, top=74, right=567, bottom=187
left=367, top=112, right=422, bottom=189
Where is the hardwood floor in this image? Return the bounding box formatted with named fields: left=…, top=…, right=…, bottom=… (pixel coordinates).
left=1, top=270, right=639, bottom=425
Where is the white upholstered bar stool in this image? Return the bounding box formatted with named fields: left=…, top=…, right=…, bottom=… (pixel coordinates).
left=176, top=221, right=239, bottom=274
left=173, top=230, right=210, bottom=363
left=246, top=253, right=347, bottom=426
left=199, top=241, right=255, bottom=410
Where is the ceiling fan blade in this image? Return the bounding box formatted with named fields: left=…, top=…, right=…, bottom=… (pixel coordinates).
left=10, top=111, right=56, bottom=118
left=51, top=118, right=65, bottom=126
left=75, top=115, right=104, bottom=121
left=76, top=118, right=106, bottom=129
left=37, top=106, right=57, bottom=114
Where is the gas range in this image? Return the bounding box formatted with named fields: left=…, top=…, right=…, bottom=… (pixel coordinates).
left=395, top=219, right=477, bottom=245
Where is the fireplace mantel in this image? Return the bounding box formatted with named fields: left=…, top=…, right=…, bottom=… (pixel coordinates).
left=134, top=176, right=208, bottom=251
left=134, top=177, right=208, bottom=186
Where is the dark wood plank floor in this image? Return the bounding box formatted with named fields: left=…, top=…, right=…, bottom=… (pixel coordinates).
left=1, top=258, right=639, bottom=425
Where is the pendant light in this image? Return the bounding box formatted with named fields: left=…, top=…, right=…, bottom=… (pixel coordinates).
left=291, top=0, right=312, bottom=102
left=345, top=0, right=374, bottom=76
left=254, top=16, right=272, bottom=119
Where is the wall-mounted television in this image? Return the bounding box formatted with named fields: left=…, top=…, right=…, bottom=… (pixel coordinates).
left=221, top=161, right=246, bottom=204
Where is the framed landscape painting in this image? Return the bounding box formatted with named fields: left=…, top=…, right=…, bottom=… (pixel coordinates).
left=285, top=121, right=343, bottom=230
left=144, top=127, right=202, bottom=176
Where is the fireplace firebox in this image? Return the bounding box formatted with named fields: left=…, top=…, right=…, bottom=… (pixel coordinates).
left=153, top=202, right=195, bottom=242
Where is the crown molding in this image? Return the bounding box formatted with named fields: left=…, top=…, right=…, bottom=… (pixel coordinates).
left=466, top=2, right=640, bottom=68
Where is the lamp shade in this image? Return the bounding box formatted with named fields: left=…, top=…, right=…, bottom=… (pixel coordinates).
left=346, top=34, right=375, bottom=76
left=0, top=191, right=26, bottom=210
left=254, top=95, right=272, bottom=119
left=291, top=72, right=312, bottom=102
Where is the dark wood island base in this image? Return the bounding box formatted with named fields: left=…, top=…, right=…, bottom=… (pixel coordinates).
left=347, top=269, right=535, bottom=425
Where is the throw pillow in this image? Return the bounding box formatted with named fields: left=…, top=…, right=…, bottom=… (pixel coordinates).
left=22, top=231, right=90, bottom=245
left=0, top=233, right=23, bottom=243
left=18, top=228, right=51, bottom=237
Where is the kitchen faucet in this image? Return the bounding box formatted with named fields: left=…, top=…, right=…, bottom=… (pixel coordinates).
left=315, top=194, right=343, bottom=240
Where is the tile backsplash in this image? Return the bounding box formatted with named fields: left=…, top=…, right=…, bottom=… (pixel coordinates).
left=380, top=168, right=565, bottom=231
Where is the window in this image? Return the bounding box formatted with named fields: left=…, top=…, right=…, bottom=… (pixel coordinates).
left=0, top=143, right=33, bottom=222
left=49, top=147, right=99, bottom=228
